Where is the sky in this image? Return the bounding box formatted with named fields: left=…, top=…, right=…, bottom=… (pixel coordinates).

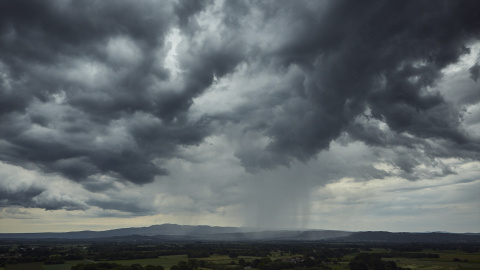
left=1, top=0, right=480, bottom=234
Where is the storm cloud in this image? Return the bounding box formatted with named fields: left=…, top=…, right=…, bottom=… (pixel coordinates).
left=0, top=0, right=216, bottom=185
left=0, top=0, right=479, bottom=231
left=228, top=0, right=480, bottom=170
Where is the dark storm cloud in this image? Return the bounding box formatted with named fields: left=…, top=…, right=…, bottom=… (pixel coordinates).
left=0, top=0, right=242, bottom=189
left=221, top=0, right=480, bottom=171
left=0, top=186, right=43, bottom=208
left=471, top=63, right=480, bottom=83
left=0, top=184, right=87, bottom=211
left=0, top=0, right=173, bottom=185
left=1, top=0, right=480, bottom=215
left=175, top=0, right=212, bottom=30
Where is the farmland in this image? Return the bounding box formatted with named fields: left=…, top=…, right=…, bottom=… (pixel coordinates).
left=1, top=240, right=479, bottom=270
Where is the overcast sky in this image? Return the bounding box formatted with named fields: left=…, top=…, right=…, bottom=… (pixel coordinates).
left=1, top=0, right=480, bottom=233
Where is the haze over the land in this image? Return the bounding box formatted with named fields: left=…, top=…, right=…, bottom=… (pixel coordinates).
left=1, top=0, right=480, bottom=234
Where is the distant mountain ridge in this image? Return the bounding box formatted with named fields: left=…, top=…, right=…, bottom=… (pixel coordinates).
left=1, top=224, right=479, bottom=243
left=0, top=224, right=246, bottom=239
left=332, top=231, right=480, bottom=243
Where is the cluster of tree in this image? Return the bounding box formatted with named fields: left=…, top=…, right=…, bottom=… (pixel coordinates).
left=348, top=253, right=410, bottom=270
left=170, top=260, right=200, bottom=270
left=87, top=244, right=184, bottom=261
left=376, top=252, right=439, bottom=259
left=0, top=241, right=357, bottom=268
left=0, top=244, right=85, bottom=265
left=71, top=262, right=164, bottom=270
left=1, top=240, right=480, bottom=270
left=236, top=255, right=338, bottom=270
left=386, top=243, right=479, bottom=253
left=182, top=242, right=271, bottom=258
left=92, top=251, right=161, bottom=261
left=44, top=254, right=65, bottom=265
left=186, top=250, right=210, bottom=258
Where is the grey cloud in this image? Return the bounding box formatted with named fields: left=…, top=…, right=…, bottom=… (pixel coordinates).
left=175, top=0, right=212, bottom=31
left=0, top=207, right=33, bottom=219
left=345, top=116, right=471, bottom=180
left=0, top=186, right=44, bottom=208
left=471, top=63, right=480, bottom=83
left=0, top=0, right=243, bottom=188
left=87, top=198, right=153, bottom=215
left=0, top=0, right=177, bottom=185
left=1, top=0, right=480, bottom=217
left=32, top=192, right=88, bottom=211
left=214, top=0, right=480, bottom=172
left=0, top=183, right=87, bottom=211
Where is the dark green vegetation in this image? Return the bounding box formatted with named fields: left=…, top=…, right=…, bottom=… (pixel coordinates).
left=1, top=240, right=479, bottom=270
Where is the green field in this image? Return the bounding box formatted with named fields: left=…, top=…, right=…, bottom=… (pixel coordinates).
left=4, top=250, right=480, bottom=270
left=384, top=258, right=480, bottom=270
left=382, top=250, right=480, bottom=270
left=437, top=250, right=480, bottom=263
left=5, top=260, right=89, bottom=270
left=5, top=263, right=44, bottom=270
left=4, top=256, right=204, bottom=270
left=103, top=254, right=262, bottom=269
left=104, top=254, right=188, bottom=268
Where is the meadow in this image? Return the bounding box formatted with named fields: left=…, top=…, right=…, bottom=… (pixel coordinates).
left=2, top=242, right=480, bottom=270
left=383, top=250, right=480, bottom=270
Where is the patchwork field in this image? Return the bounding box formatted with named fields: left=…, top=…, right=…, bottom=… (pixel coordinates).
left=3, top=255, right=260, bottom=270
left=104, top=254, right=188, bottom=269
left=3, top=248, right=480, bottom=270
left=383, top=251, right=480, bottom=270
left=5, top=263, right=44, bottom=270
